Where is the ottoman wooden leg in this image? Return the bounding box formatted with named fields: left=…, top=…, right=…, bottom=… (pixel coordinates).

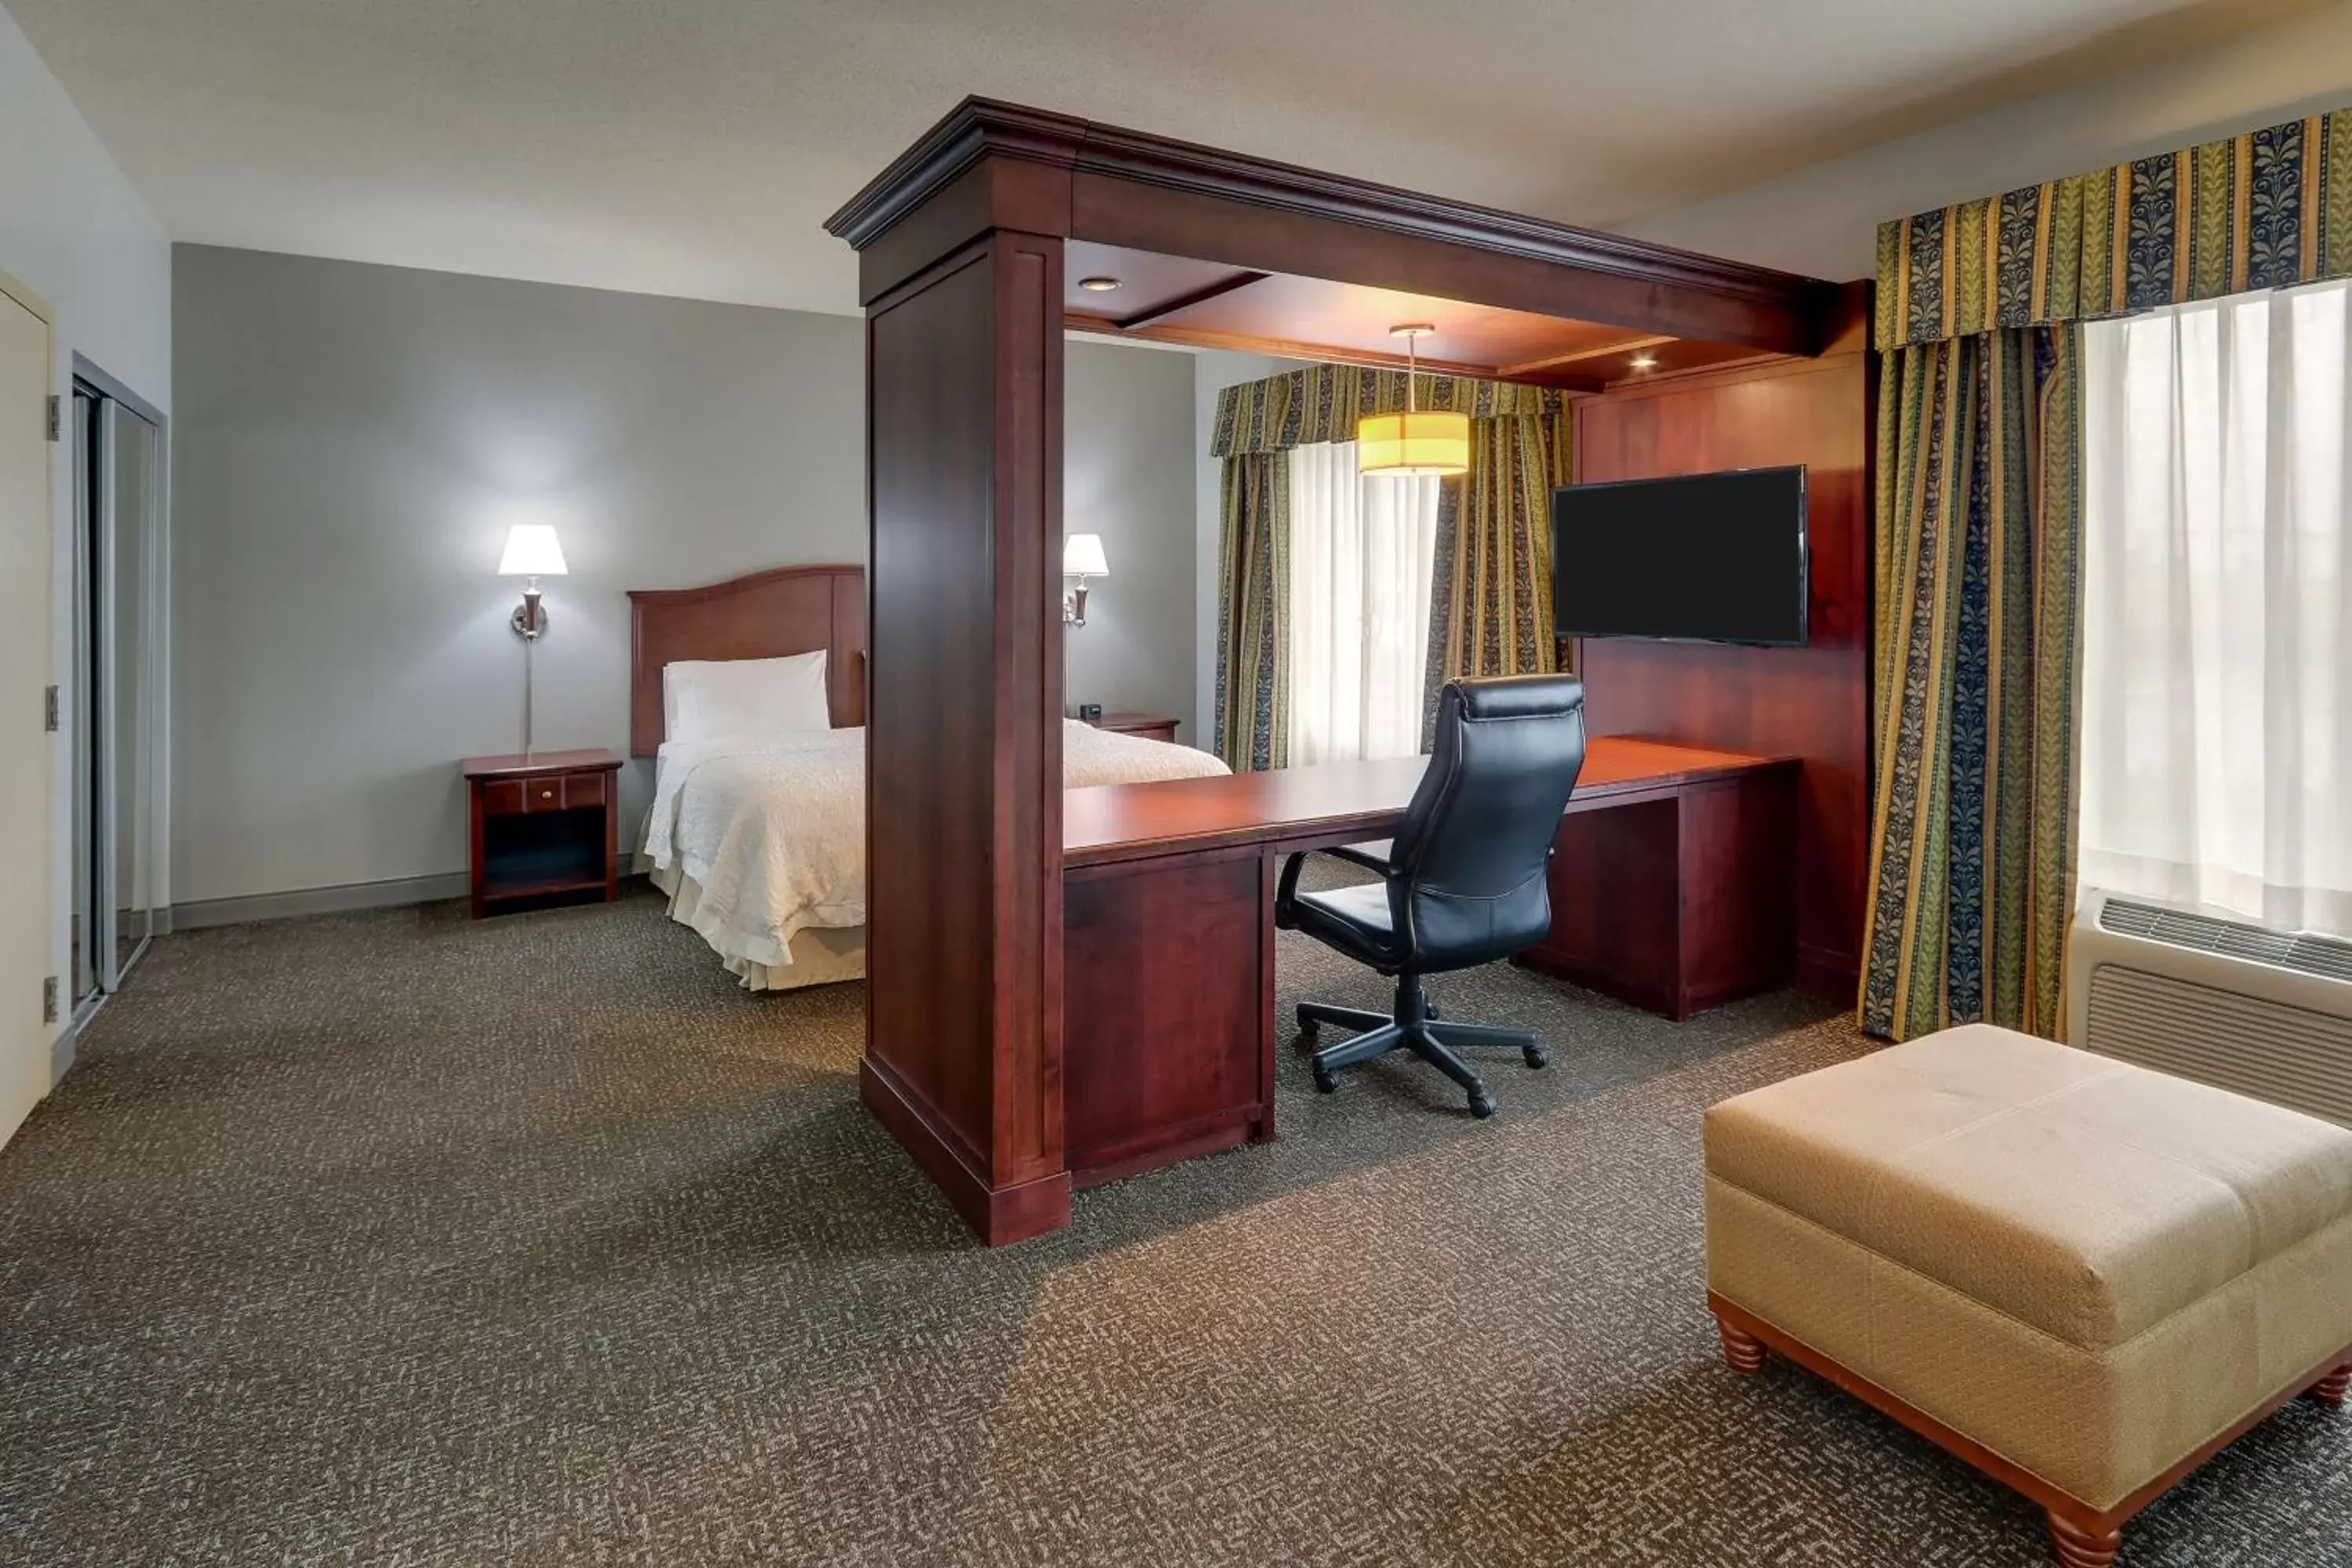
left=1717, top=1316, right=1768, bottom=1374
left=2048, top=1514, right=2122, bottom=1567
left=2310, top=1365, right=2350, bottom=1406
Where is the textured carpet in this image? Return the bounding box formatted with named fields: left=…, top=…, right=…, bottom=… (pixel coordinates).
left=3, top=885, right=2348, bottom=1567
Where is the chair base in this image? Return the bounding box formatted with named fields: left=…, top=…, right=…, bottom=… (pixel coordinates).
left=1297, top=978, right=1546, bottom=1119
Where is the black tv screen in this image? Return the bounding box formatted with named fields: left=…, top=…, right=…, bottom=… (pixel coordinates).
left=1552, top=466, right=1809, bottom=646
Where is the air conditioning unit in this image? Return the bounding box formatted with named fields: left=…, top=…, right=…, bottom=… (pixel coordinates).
left=2067, top=889, right=2352, bottom=1127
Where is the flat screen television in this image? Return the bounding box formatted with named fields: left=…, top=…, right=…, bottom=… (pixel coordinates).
left=1552, top=465, right=1809, bottom=646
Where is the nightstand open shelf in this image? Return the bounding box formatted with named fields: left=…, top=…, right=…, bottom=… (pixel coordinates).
left=463, top=748, right=624, bottom=917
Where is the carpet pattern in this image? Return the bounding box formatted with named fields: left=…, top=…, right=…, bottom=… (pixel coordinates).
left=2, top=885, right=2348, bottom=1566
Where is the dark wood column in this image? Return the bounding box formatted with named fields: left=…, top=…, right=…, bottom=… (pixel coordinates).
left=827, top=97, right=1849, bottom=1243
left=833, top=121, right=1080, bottom=1243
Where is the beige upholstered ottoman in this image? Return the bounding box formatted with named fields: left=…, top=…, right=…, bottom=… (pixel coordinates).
left=1704, top=1024, right=2352, bottom=1566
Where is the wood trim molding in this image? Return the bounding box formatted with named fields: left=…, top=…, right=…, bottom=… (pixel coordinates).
left=826, top=96, right=1843, bottom=354
left=1112, top=269, right=1269, bottom=330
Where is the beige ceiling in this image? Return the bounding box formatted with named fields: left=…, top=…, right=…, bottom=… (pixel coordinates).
left=8, top=0, right=2328, bottom=317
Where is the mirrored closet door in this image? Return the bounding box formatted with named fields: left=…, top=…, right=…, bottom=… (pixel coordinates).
left=68, top=370, right=166, bottom=1023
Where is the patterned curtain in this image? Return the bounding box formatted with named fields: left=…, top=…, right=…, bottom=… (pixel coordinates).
left=1211, top=454, right=1290, bottom=771
left=1421, top=401, right=1572, bottom=743
left=1210, top=365, right=1559, bottom=456
left=1862, top=102, right=2352, bottom=1040
left=1876, top=108, right=2352, bottom=351
left=1212, top=363, right=1568, bottom=767
left=1860, top=327, right=2082, bottom=1042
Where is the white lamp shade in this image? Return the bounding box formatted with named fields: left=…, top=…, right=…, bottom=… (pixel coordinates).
left=1063, top=532, right=1109, bottom=577
left=498, top=524, right=568, bottom=577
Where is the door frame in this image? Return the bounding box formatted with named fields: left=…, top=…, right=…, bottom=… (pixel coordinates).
left=0, top=266, right=56, bottom=1109
left=67, top=354, right=169, bottom=1037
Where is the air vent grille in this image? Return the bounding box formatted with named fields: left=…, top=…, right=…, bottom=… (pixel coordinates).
left=2084, top=967, right=2352, bottom=1127
left=2098, top=899, right=2352, bottom=984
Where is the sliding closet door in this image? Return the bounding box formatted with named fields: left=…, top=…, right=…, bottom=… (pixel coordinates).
left=0, top=275, right=53, bottom=1142
left=107, top=401, right=162, bottom=974
left=69, top=389, right=99, bottom=1011
left=67, top=374, right=167, bottom=1018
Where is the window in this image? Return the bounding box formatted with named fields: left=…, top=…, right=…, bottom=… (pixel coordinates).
left=1284, top=441, right=1439, bottom=764
left=2079, top=279, right=2352, bottom=935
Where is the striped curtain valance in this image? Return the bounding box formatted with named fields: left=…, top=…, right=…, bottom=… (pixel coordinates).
left=1210, top=365, right=1563, bottom=457
left=1876, top=107, right=2352, bottom=350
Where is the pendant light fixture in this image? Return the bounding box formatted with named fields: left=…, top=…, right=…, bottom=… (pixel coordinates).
left=1357, top=324, right=1469, bottom=477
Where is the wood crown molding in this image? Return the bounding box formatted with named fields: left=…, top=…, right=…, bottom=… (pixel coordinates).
left=825, top=96, right=1836, bottom=329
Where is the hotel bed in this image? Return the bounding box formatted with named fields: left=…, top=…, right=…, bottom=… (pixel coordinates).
left=630, top=564, right=1226, bottom=989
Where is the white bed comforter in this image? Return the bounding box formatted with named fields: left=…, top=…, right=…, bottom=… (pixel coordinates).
left=643, top=720, right=1229, bottom=978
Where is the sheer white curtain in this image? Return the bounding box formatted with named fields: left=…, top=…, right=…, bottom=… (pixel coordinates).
left=1286, top=441, right=1440, bottom=764
left=2080, top=278, right=2352, bottom=935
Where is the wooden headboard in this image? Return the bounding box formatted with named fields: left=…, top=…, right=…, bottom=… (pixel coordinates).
left=626, top=564, right=866, bottom=756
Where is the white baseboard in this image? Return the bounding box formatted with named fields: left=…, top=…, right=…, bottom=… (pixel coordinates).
left=172, top=872, right=470, bottom=930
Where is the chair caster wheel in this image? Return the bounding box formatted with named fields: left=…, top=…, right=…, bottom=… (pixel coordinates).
left=1468, top=1088, right=1498, bottom=1120
left=1312, top=1065, right=1338, bottom=1094
left=1425, top=1003, right=1440, bottom=1021
left=1523, top=1044, right=1550, bottom=1069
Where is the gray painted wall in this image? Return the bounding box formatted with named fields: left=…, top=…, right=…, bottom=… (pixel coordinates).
left=1063, top=336, right=1199, bottom=742
left=172, top=246, right=1197, bottom=906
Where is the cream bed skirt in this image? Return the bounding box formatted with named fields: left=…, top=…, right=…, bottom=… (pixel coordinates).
left=648, top=862, right=866, bottom=991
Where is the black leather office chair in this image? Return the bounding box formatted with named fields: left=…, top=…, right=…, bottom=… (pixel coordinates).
left=1275, top=675, right=1588, bottom=1119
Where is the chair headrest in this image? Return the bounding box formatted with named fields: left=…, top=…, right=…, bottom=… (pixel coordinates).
left=1444, top=673, right=1586, bottom=723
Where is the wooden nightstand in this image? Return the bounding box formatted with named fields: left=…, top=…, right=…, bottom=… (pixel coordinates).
left=1092, top=711, right=1181, bottom=744
left=463, top=748, right=624, bottom=918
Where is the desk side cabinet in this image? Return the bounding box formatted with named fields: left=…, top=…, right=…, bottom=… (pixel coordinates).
left=463, top=749, right=624, bottom=917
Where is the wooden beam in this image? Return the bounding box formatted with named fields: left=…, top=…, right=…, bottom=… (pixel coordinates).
left=1062, top=314, right=1609, bottom=392
left=828, top=97, right=1845, bottom=354
left=1112, top=269, right=1269, bottom=330
left=1501, top=333, right=1675, bottom=379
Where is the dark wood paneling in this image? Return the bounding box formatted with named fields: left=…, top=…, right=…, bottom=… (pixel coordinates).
left=625, top=565, right=866, bottom=755
left=1572, top=353, right=1871, bottom=1002
left=1675, top=772, right=1799, bottom=1011
left=864, top=234, right=1069, bottom=1244
left=826, top=97, right=1844, bottom=355
left=1527, top=795, right=1682, bottom=1013
left=1519, top=766, right=1798, bottom=1018
left=1064, top=847, right=1270, bottom=1179
left=1073, top=172, right=1818, bottom=356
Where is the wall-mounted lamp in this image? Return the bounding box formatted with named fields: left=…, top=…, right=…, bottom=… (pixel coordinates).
left=498, top=524, right=568, bottom=753
left=1063, top=533, right=1109, bottom=626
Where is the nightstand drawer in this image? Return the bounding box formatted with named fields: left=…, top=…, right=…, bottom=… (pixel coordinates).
left=481, top=772, right=601, bottom=814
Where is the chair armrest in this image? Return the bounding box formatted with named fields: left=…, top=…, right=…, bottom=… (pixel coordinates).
left=1318, top=840, right=1393, bottom=875
left=1275, top=842, right=1395, bottom=930
left=1275, top=851, right=1308, bottom=926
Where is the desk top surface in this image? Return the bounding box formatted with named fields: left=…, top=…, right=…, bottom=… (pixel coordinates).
left=1064, top=735, right=1793, bottom=866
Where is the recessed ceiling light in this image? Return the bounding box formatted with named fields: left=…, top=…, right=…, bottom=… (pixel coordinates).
left=1628, top=352, right=1659, bottom=372
left=1078, top=276, right=1122, bottom=292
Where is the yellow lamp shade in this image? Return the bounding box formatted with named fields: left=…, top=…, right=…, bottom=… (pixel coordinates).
left=1357, top=408, right=1469, bottom=477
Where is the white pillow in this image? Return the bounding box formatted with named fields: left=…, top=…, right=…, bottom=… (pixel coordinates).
left=664, top=651, right=831, bottom=741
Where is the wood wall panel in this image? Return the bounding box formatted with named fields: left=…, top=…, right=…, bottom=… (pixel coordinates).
left=1571, top=354, right=1871, bottom=1000
left=861, top=234, right=1070, bottom=1243
left=1063, top=848, right=1271, bottom=1181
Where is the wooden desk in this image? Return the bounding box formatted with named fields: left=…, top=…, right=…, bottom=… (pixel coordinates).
left=1058, top=737, right=1798, bottom=1188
